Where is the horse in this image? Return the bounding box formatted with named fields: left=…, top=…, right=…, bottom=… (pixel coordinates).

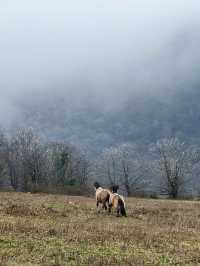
left=108, top=185, right=127, bottom=217
left=93, top=182, right=110, bottom=212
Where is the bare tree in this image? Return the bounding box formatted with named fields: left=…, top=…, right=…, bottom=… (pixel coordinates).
left=72, top=151, right=90, bottom=185
left=96, top=144, right=150, bottom=196
left=0, top=132, right=10, bottom=186
left=98, top=146, right=119, bottom=186
left=155, top=138, right=200, bottom=198
left=8, top=128, right=46, bottom=191
left=117, top=144, right=150, bottom=196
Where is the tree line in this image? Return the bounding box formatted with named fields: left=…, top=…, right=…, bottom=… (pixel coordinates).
left=0, top=127, right=200, bottom=198
left=0, top=128, right=90, bottom=194
left=93, top=140, right=200, bottom=198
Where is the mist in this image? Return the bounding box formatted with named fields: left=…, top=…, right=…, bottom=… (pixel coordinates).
left=0, top=0, right=200, bottom=127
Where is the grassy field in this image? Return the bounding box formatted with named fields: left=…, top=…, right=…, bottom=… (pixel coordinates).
left=0, top=193, right=199, bottom=265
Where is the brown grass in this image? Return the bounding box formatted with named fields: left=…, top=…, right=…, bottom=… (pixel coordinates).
left=0, top=192, right=199, bottom=265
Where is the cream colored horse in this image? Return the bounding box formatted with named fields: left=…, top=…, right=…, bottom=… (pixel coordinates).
left=93, top=182, right=110, bottom=212
left=108, top=185, right=126, bottom=217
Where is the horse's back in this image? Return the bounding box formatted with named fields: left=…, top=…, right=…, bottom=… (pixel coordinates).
left=110, top=193, right=125, bottom=208
left=96, top=189, right=110, bottom=203
left=110, top=194, right=119, bottom=208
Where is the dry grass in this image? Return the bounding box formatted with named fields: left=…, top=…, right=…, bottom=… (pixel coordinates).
left=0, top=192, right=199, bottom=265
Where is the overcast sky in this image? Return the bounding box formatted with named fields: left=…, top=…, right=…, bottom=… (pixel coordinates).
left=0, top=0, right=199, bottom=126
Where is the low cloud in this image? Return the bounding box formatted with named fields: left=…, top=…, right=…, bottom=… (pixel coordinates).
left=0, top=0, right=200, bottom=126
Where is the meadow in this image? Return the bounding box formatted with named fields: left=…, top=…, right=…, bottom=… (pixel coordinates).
left=0, top=193, right=199, bottom=265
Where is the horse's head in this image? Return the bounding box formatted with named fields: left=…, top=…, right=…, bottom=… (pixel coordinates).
left=110, top=185, right=119, bottom=193
left=93, top=181, right=101, bottom=190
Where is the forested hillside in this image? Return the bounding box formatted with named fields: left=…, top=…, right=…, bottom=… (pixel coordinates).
left=12, top=87, right=200, bottom=155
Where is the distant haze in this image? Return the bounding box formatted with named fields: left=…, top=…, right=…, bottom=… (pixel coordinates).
left=0, top=0, right=200, bottom=127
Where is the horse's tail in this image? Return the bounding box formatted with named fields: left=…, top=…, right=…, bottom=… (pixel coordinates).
left=118, top=198, right=126, bottom=217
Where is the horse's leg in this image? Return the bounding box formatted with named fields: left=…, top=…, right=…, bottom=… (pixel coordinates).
left=96, top=200, right=101, bottom=213
left=102, top=202, right=107, bottom=211
left=106, top=200, right=111, bottom=212
left=108, top=203, right=112, bottom=213
left=116, top=207, right=120, bottom=217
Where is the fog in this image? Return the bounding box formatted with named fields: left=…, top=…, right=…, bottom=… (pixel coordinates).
left=0, top=0, right=200, bottom=127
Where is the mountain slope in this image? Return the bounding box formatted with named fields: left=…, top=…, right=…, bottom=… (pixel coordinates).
left=11, top=87, right=200, bottom=154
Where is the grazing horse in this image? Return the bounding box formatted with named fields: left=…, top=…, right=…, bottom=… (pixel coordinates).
left=93, top=182, right=110, bottom=212
left=108, top=185, right=127, bottom=217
